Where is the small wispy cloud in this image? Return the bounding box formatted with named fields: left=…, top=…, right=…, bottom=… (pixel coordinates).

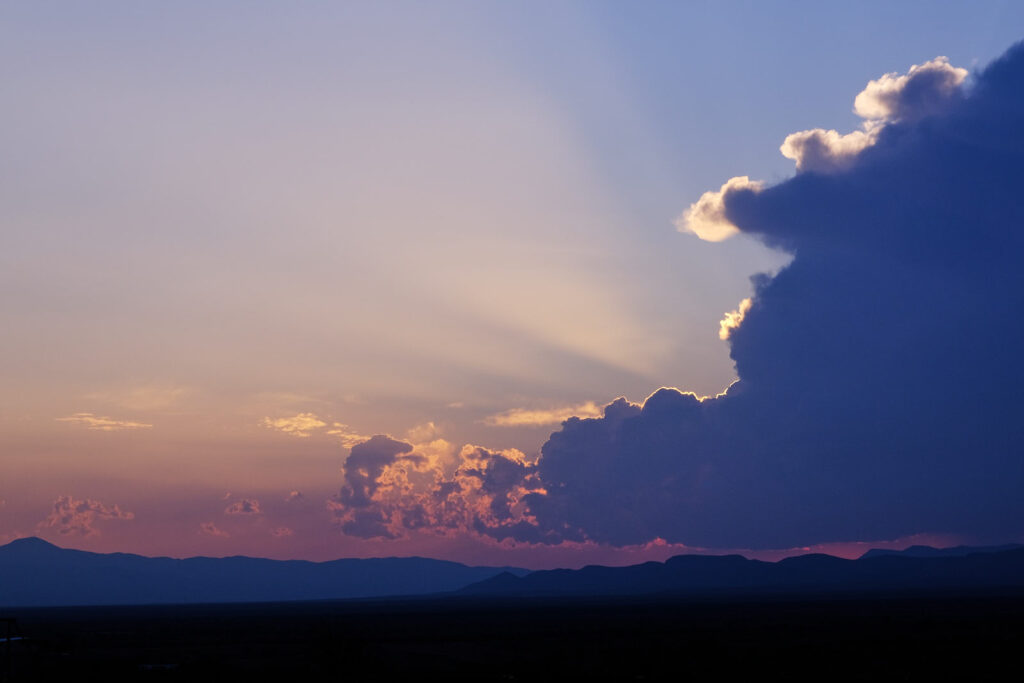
left=270, top=526, right=294, bottom=537
left=405, top=421, right=442, bottom=443
left=326, top=422, right=370, bottom=448
left=261, top=413, right=326, bottom=438
left=224, top=498, right=261, bottom=515
left=285, top=490, right=304, bottom=502
left=56, top=413, right=152, bottom=431
left=483, top=401, right=603, bottom=427
left=199, top=521, right=229, bottom=537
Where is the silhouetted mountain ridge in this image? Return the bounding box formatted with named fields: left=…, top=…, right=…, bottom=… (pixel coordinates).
left=859, top=544, right=1023, bottom=560
left=0, top=537, right=529, bottom=607
left=461, top=546, right=1024, bottom=597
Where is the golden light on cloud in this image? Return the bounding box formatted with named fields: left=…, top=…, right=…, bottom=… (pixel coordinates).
left=853, top=56, right=967, bottom=121
left=675, top=176, right=762, bottom=242
left=55, top=413, right=153, bottom=431
left=261, top=413, right=327, bottom=438
left=719, top=298, right=752, bottom=340
left=326, top=422, right=370, bottom=448
left=483, top=401, right=603, bottom=427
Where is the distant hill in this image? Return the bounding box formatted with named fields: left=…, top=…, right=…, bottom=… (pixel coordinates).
left=859, top=544, right=1024, bottom=560
left=8, top=537, right=1024, bottom=607
left=461, top=546, right=1024, bottom=598
left=0, top=537, right=529, bottom=607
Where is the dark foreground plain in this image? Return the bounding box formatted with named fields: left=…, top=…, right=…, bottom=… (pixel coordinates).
left=4, top=592, right=1024, bottom=681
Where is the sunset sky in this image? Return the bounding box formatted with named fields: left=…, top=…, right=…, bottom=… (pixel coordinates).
left=4, top=2, right=1024, bottom=568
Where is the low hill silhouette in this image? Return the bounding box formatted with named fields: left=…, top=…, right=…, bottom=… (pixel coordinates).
left=0, top=537, right=528, bottom=607
left=461, top=545, right=1024, bottom=597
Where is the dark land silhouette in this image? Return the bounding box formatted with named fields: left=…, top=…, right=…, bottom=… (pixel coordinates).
left=460, top=545, right=1024, bottom=597
left=5, top=594, right=1024, bottom=681
left=0, top=537, right=527, bottom=607
left=6, top=539, right=1024, bottom=680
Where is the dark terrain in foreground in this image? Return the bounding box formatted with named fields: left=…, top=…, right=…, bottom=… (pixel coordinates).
left=4, top=592, right=1024, bottom=681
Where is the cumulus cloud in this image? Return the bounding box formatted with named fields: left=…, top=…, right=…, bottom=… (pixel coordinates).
left=55, top=413, right=152, bottom=431
left=675, top=176, right=762, bottom=241
left=285, top=490, right=304, bottom=502
left=686, top=56, right=972, bottom=241
left=853, top=56, right=968, bottom=122
left=41, top=495, right=134, bottom=536
left=510, top=42, right=1024, bottom=549
left=199, top=521, right=229, bottom=537
left=329, top=42, right=1024, bottom=551
left=224, top=498, right=261, bottom=515
left=483, top=402, right=604, bottom=427
left=779, top=128, right=875, bottom=173
left=328, top=434, right=548, bottom=542
left=782, top=56, right=968, bottom=174
left=262, top=413, right=327, bottom=437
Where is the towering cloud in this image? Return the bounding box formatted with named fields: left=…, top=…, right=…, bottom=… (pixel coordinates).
left=332, top=43, right=1024, bottom=551
left=522, top=43, right=1024, bottom=549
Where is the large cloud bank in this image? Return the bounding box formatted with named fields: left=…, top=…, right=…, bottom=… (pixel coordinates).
left=332, top=43, right=1024, bottom=549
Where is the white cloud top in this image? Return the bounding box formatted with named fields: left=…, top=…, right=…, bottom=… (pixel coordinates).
left=780, top=128, right=875, bottom=173
left=685, top=56, right=969, bottom=241
left=783, top=56, right=968, bottom=175
left=675, top=176, right=763, bottom=242
left=853, top=56, right=968, bottom=123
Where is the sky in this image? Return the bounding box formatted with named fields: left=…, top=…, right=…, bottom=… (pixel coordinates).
left=3, top=2, right=1024, bottom=568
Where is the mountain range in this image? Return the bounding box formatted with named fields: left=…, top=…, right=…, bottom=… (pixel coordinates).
left=4, top=537, right=1024, bottom=607
left=461, top=544, right=1024, bottom=597
left=0, top=537, right=528, bottom=607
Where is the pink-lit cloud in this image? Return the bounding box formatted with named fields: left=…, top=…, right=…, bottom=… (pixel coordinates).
left=199, top=521, right=229, bottom=537
left=41, top=495, right=134, bottom=536
left=328, top=434, right=552, bottom=543
left=224, top=498, right=261, bottom=516
left=55, top=413, right=152, bottom=431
